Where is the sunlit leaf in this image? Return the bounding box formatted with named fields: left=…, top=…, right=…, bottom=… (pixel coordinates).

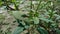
left=33, top=17, right=39, bottom=24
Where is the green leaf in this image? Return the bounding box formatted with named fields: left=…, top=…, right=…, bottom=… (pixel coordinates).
left=12, top=27, right=24, bottom=34
left=12, top=11, right=23, bottom=19
left=40, top=17, right=53, bottom=23
left=11, top=0, right=16, bottom=2
left=37, top=27, right=48, bottom=34
left=56, top=16, right=60, bottom=20
left=24, top=25, right=29, bottom=29
left=56, top=29, right=60, bottom=34
left=33, top=17, right=39, bottom=24
left=0, top=1, right=3, bottom=7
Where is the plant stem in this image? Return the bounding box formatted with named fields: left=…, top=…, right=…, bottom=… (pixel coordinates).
left=30, top=0, right=32, bottom=12
left=48, top=1, right=54, bottom=34
left=36, top=0, right=41, bottom=11
left=49, top=1, right=54, bottom=19
left=14, top=3, right=19, bottom=10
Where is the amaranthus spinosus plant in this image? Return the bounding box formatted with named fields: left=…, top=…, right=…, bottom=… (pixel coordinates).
left=0, top=0, right=60, bottom=34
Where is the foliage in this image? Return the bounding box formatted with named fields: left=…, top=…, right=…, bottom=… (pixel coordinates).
left=0, top=0, right=60, bottom=34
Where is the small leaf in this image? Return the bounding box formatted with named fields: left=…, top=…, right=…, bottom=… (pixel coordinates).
left=24, top=25, right=29, bottom=29
left=33, top=17, right=39, bottom=24
left=40, top=17, right=53, bottom=23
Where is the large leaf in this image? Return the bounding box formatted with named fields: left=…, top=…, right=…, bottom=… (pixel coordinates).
left=12, top=27, right=24, bottom=34
left=37, top=27, right=49, bottom=34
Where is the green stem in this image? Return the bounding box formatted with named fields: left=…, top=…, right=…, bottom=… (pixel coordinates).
left=14, top=3, right=19, bottom=10
left=49, top=1, right=54, bottom=19
left=48, top=1, right=54, bottom=28
left=36, top=0, right=41, bottom=11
